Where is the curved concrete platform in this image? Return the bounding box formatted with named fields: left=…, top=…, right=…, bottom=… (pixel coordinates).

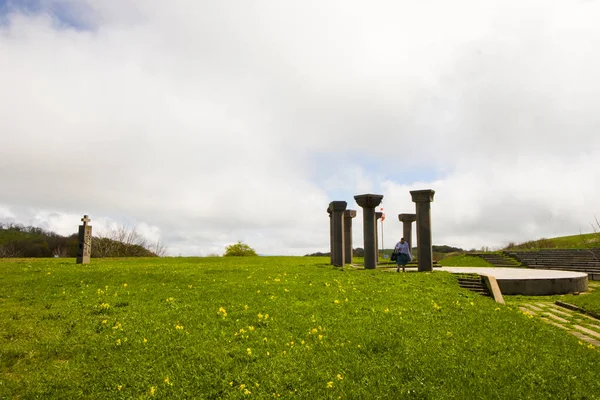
left=439, top=267, right=588, bottom=296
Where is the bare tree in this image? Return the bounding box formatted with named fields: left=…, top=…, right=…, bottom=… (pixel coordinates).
left=93, top=225, right=167, bottom=257
left=0, top=243, right=21, bottom=258
left=52, top=246, right=68, bottom=258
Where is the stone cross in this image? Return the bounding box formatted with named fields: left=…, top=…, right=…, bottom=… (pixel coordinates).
left=327, top=207, right=333, bottom=265
left=354, top=194, right=383, bottom=270
left=343, top=210, right=357, bottom=264
left=76, top=215, right=92, bottom=264
left=398, top=213, right=417, bottom=249
left=329, top=201, right=347, bottom=267
left=410, top=190, right=435, bottom=272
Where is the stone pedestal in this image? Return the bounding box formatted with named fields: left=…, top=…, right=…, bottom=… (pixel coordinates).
left=344, top=210, right=357, bottom=264
left=76, top=215, right=92, bottom=264
left=354, top=194, right=383, bottom=270
left=329, top=201, right=347, bottom=267
left=410, top=190, right=435, bottom=272
left=375, top=212, right=383, bottom=262
left=398, top=213, right=417, bottom=248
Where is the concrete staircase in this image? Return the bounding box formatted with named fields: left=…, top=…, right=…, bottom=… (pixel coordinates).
left=469, top=252, right=522, bottom=267
left=456, top=274, right=491, bottom=297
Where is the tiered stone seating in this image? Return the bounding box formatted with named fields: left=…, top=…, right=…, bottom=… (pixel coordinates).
left=503, top=249, right=600, bottom=280
left=469, top=252, right=522, bottom=267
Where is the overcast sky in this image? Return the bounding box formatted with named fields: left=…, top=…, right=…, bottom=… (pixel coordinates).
left=1, top=0, right=599, bottom=256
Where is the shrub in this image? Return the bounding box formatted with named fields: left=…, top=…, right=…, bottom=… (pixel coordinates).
left=224, top=241, right=258, bottom=257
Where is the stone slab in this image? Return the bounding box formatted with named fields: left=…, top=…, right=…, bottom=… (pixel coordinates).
left=439, top=267, right=588, bottom=296
left=544, top=312, right=569, bottom=324
left=574, top=325, right=600, bottom=339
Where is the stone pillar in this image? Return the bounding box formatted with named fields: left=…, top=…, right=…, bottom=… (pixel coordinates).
left=354, top=194, right=383, bottom=270
left=76, top=215, right=92, bottom=264
left=327, top=207, right=333, bottom=264
left=398, top=213, right=417, bottom=249
left=410, top=190, right=435, bottom=272
left=329, top=201, right=347, bottom=267
left=375, top=212, right=383, bottom=262
left=344, top=210, right=357, bottom=264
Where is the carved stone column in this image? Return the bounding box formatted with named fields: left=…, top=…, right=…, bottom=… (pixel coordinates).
left=344, top=210, right=357, bottom=264
left=327, top=207, right=333, bottom=264
left=329, top=201, right=347, bottom=267
left=76, top=215, right=92, bottom=264
left=375, top=211, right=383, bottom=262
left=410, top=190, right=435, bottom=272
left=398, top=213, right=417, bottom=249
left=354, top=194, right=383, bottom=270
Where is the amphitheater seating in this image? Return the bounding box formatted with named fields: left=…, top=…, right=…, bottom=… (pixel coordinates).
left=503, top=249, right=600, bottom=280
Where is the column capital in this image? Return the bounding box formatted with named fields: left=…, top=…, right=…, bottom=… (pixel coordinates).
left=328, top=201, right=347, bottom=212
left=398, top=213, right=417, bottom=223
left=344, top=210, right=357, bottom=218
left=410, top=189, right=435, bottom=203
left=354, top=194, right=383, bottom=208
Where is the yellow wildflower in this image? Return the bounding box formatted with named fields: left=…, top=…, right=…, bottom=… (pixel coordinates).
left=336, top=374, right=343, bottom=380
left=149, top=386, right=156, bottom=396
left=246, top=348, right=252, bottom=356
left=327, top=381, right=334, bottom=388
left=248, top=326, right=255, bottom=332
left=117, top=385, right=122, bottom=391
left=116, top=339, right=121, bottom=346
left=143, top=338, right=148, bottom=343
left=175, top=324, right=184, bottom=330
left=123, top=283, right=128, bottom=288
left=334, top=300, right=340, bottom=304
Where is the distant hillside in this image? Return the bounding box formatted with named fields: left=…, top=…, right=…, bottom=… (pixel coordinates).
left=503, top=233, right=600, bottom=251
left=0, top=223, right=158, bottom=258
left=305, top=245, right=464, bottom=258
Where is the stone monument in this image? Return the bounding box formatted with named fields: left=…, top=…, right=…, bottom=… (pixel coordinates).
left=329, top=201, right=347, bottom=267
left=76, top=215, right=92, bottom=264
left=327, top=207, right=333, bottom=264
left=398, top=213, right=417, bottom=248
left=410, top=190, right=435, bottom=272
left=354, top=194, right=383, bottom=270
left=343, top=210, right=357, bottom=264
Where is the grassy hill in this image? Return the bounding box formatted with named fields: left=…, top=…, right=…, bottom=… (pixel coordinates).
left=504, top=232, right=600, bottom=250
left=1, top=257, right=599, bottom=399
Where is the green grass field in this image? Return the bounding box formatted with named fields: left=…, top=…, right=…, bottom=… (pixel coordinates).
left=437, top=254, right=494, bottom=267
left=1, top=257, right=600, bottom=399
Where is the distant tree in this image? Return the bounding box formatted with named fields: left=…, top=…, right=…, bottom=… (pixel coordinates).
left=224, top=241, right=258, bottom=257
left=93, top=225, right=163, bottom=257
left=0, top=243, right=20, bottom=258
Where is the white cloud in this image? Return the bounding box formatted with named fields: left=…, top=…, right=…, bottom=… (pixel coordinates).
left=1, top=0, right=599, bottom=255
